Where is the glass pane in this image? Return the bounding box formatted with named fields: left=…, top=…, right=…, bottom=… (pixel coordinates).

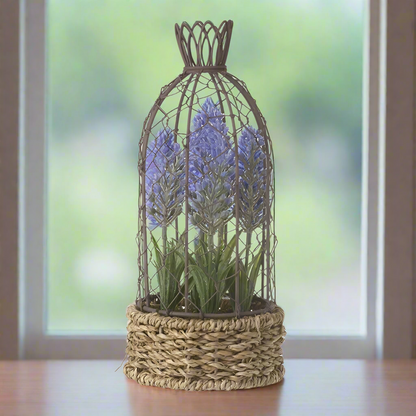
left=47, top=0, right=364, bottom=334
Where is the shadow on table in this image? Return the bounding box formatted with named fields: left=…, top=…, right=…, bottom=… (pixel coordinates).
left=127, top=378, right=284, bottom=416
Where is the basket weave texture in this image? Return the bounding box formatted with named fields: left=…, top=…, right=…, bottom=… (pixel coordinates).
left=124, top=303, right=286, bottom=391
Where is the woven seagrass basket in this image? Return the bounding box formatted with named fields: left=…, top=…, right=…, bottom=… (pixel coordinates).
left=124, top=303, right=285, bottom=391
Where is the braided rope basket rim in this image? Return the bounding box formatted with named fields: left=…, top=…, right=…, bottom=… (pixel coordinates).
left=124, top=303, right=286, bottom=391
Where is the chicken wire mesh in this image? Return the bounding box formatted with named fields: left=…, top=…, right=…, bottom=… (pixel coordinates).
left=136, top=20, right=277, bottom=318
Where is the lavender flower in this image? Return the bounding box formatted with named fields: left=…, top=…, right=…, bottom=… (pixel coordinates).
left=145, top=128, right=185, bottom=230
left=188, top=98, right=235, bottom=235
left=236, top=127, right=267, bottom=305
left=238, top=126, right=267, bottom=233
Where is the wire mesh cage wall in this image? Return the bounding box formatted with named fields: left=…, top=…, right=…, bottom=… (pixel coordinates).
left=136, top=20, right=278, bottom=319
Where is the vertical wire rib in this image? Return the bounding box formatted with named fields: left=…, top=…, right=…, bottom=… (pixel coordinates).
left=137, top=115, right=149, bottom=305
left=184, top=73, right=201, bottom=313
left=138, top=75, right=187, bottom=308
left=213, top=73, right=241, bottom=317
left=209, top=73, right=228, bottom=245
left=222, top=72, right=273, bottom=304
left=140, top=146, right=150, bottom=306
left=174, top=76, right=194, bottom=243
left=262, top=124, right=272, bottom=301
left=269, top=126, right=276, bottom=302
left=261, top=221, right=265, bottom=299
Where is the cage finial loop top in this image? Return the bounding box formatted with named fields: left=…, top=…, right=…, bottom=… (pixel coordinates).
left=175, top=20, right=233, bottom=70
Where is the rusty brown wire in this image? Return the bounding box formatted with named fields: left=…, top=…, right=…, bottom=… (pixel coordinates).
left=136, top=20, right=277, bottom=319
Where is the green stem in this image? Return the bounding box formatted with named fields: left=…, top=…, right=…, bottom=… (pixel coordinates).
left=208, top=232, right=214, bottom=275
left=162, top=226, right=167, bottom=255
left=245, top=231, right=252, bottom=269
left=207, top=231, right=216, bottom=311
left=218, top=225, right=224, bottom=248
left=161, top=223, right=167, bottom=305
left=208, top=233, right=214, bottom=253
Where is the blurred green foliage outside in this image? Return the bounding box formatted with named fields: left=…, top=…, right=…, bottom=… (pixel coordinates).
left=47, top=0, right=363, bottom=334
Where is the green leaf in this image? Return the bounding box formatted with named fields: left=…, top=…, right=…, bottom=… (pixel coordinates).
left=221, top=235, right=236, bottom=264
left=151, top=235, right=184, bottom=311
left=151, top=235, right=162, bottom=267
left=228, top=247, right=265, bottom=313
left=249, top=249, right=263, bottom=285
left=189, top=264, right=212, bottom=313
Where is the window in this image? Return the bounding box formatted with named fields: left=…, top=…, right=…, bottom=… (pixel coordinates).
left=21, top=0, right=395, bottom=358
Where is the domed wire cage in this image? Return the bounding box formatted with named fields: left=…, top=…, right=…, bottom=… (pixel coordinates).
left=136, top=20, right=277, bottom=319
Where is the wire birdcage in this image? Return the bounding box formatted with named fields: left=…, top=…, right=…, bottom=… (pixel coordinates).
left=136, top=20, right=277, bottom=319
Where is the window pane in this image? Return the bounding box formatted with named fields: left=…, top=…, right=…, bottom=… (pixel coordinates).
left=47, top=0, right=364, bottom=334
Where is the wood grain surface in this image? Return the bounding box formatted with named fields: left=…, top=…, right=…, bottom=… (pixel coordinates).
left=0, top=360, right=415, bottom=416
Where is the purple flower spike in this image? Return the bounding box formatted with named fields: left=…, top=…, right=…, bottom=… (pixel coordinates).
left=145, top=128, right=185, bottom=230
left=188, top=97, right=235, bottom=234
left=238, top=126, right=267, bottom=232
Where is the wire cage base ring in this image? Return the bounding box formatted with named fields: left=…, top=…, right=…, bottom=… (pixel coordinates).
left=136, top=295, right=275, bottom=319
left=124, top=303, right=286, bottom=391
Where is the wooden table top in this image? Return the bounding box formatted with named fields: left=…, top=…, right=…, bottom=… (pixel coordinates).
left=0, top=360, right=415, bottom=416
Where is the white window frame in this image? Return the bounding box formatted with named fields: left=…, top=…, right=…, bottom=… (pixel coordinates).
left=19, top=0, right=415, bottom=359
